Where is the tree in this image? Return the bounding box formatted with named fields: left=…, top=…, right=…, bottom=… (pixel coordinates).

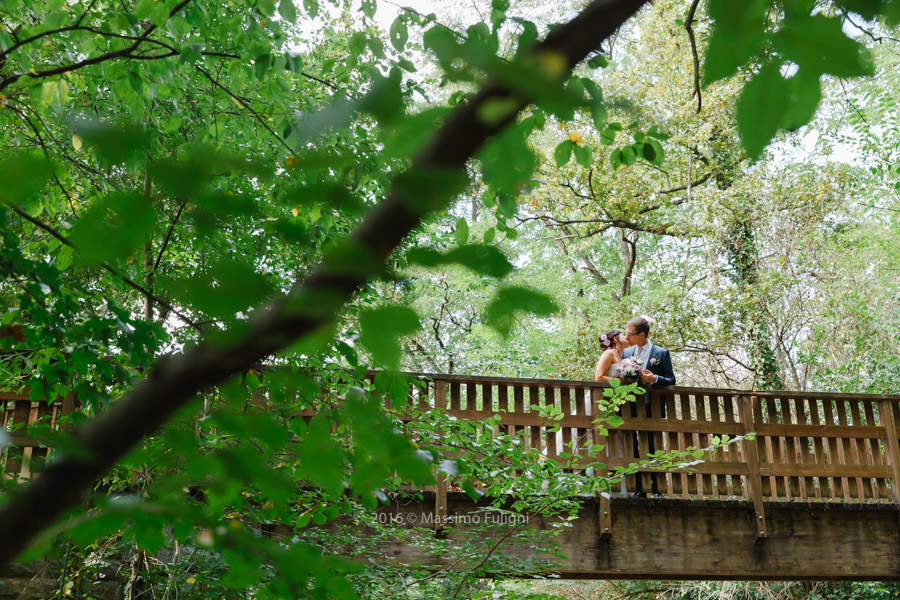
left=1, top=0, right=898, bottom=595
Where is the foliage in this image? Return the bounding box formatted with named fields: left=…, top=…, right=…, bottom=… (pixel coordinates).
left=1, top=0, right=899, bottom=597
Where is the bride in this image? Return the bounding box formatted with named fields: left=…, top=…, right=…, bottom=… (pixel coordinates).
left=593, top=329, right=632, bottom=382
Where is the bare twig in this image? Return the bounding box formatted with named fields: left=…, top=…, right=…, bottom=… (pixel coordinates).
left=684, top=0, right=702, bottom=113
left=151, top=199, right=188, bottom=275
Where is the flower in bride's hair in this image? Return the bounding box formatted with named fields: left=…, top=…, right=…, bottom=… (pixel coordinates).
left=600, top=334, right=608, bottom=343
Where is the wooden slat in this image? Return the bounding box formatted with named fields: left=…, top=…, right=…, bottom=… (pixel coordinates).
left=529, top=385, right=542, bottom=457
left=3, top=400, right=32, bottom=478
left=435, top=380, right=448, bottom=410
left=764, top=398, right=786, bottom=500
left=679, top=393, right=696, bottom=497
left=780, top=397, right=801, bottom=499
left=808, top=397, right=834, bottom=500
left=592, top=390, right=611, bottom=537
left=834, top=399, right=862, bottom=499
left=796, top=396, right=816, bottom=500
left=864, top=401, right=891, bottom=500
left=740, top=395, right=767, bottom=539
left=560, top=387, right=572, bottom=459
left=27, top=402, right=54, bottom=476
left=879, top=400, right=900, bottom=505
left=709, top=395, right=728, bottom=497
left=721, top=394, right=742, bottom=497
left=696, top=394, right=712, bottom=498
left=849, top=401, right=875, bottom=500
left=664, top=393, right=683, bottom=497
left=545, top=386, right=557, bottom=461
left=649, top=393, right=668, bottom=496
left=822, top=399, right=848, bottom=501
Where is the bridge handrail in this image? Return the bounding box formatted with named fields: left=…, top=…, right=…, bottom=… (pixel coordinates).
left=5, top=371, right=900, bottom=537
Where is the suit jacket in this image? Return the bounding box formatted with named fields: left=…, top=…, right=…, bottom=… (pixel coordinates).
left=622, top=343, right=676, bottom=387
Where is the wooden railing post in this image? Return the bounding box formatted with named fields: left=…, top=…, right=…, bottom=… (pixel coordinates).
left=591, top=386, right=612, bottom=538
left=739, top=394, right=767, bottom=540
left=3, top=399, right=32, bottom=479
left=434, top=471, right=448, bottom=530
left=432, top=378, right=449, bottom=531
left=878, top=400, right=900, bottom=506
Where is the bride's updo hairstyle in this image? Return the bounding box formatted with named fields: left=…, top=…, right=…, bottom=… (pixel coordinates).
left=599, top=329, right=622, bottom=350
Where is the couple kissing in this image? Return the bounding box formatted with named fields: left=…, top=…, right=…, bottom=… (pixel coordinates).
left=593, top=317, right=675, bottom=387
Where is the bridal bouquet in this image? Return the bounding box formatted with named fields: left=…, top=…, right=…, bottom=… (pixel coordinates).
left=617, top=357, right=644, bottom=379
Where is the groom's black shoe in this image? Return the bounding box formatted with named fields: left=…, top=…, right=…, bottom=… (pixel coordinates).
left=632, top=491, right=645, bottom=498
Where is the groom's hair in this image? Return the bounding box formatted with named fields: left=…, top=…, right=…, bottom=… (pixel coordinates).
left=628, top=317, right=651, bottom=336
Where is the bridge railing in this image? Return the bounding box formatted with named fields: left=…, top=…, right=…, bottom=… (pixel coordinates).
left=364, top=373, right=900, bottom=537
left=1, top=388, right=75, bottom=480
left=5, top=372, right=900, bottom=536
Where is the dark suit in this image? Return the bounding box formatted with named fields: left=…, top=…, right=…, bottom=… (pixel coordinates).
left=622, top=343, right=675, bottom=495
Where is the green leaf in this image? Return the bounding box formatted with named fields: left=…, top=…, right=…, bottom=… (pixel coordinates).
left=574, top=144, right=592, bottom=167
left=69, top=192, right=155, bottom=265
left=703, top=0, right=768, bottom=84
left=479, top=123, right=535, bottom=194
left=781, top=70, right=822, bottom=131
left=299, top=415, right=344, bottom=497
left=162, top=259, right=272, bottom=320
left=737, top=63, right=791, bottom=160
left=390, top=16, right=408, bottom=51
left=605, top=414, right=624, bottom=428
left=359, top=306, right=420, bottom=367
left=484, top=286, right=559, bottom=337
left=277, top=0, right=297, bottom=22
left=360, top=68, right=404, bottom=124
left=483, top=227, right=496, bottom=244
left=587, top=53, right=608, bottom=69
left=591, top=104, right=608, bottom=130
left=360, top=0, right=376, bottom=18
left=134, top=0, right=170, bottom=27
left=600, top=127, right=616, bottom=145
left=647, top=125, right=670, bottom=140
left=774, top=13, right=873, bottom=78
left=462, top=479, right=484, bottom=501
left=554, top=140, right=575, bottom=167
left=407, top=245, right=514, bottom=278
left=68, top=117, right=149, bottom=167
left=303, top=0, right=318, bottom=17
left=454, top=217, right=469, bottom=246
left=641, top=139, right=664, bottom=165
left=0, top=153, right=53, bottom=205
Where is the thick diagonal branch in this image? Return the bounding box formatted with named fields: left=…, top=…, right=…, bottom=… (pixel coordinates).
left=0, top=0, right=648, bottom=567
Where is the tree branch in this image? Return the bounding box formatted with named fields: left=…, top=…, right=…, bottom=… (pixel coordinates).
left=684, top=0, right=702, bottom=113
left=0, top=0, right=193, bottom=93
left=194, top=65, right=298, bottom=157
left=151, top=198, right=188, bottom=275
left=0, top=0, right=649, bottom=567
left=6, top=204, right=201, bottom=331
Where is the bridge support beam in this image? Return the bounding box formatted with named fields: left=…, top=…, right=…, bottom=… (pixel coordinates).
left=378, top=494, right=900, bottom=580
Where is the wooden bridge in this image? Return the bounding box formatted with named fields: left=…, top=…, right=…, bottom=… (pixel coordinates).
left=4, top=374, right=900, bottom=580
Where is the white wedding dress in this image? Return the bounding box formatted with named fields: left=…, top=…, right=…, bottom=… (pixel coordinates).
left=605, top=359, right=622, bottom=379
left=601, top=356, right=628, bottom=496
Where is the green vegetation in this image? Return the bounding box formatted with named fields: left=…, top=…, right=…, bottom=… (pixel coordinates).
left=1, top=0, right=899, bottom=597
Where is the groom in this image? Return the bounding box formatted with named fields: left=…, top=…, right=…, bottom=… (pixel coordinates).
left=621, top=317, right=675, bottom=498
